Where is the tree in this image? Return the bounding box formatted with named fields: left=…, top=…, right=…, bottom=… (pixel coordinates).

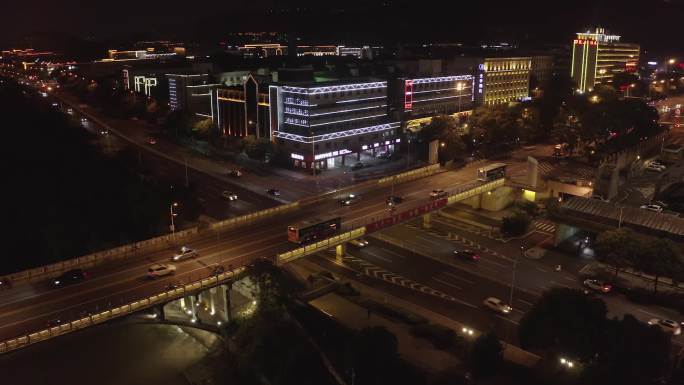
left=243, top=135, right=274, bottom=161
left=595, top=228, right=639, bottom=278
left=516, top=105, right=544, bottom=143
left=636, top=238, right=684, bottom=293
left=418, top=115, right=466, bottom=163
left=469, top=332, right=503, bottom=378
left=192, top=117, right=214, bottom=140
left=469, top=105, right=521, bottom=157
left=500, top=211, right=531, bottom=236
left=581, top=315, right=671, bottom=385
left=518, top=288, right=608, bottom=361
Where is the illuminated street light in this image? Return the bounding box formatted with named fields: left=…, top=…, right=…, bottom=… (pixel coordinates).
left=669, top=58, right=676, bottom=65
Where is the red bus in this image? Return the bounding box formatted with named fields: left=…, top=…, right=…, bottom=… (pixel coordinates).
left=288, top=217, right=342, bottom=244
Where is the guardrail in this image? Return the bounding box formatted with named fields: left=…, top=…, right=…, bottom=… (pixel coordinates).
left=5, top=227, right=198, bottom=284
left=446, top=178, right=505, bottom=205
left=0, top=267, right=245, bottom=355
left=277, top=227, right=367, bottom=264
left=210, top=202, right=299, bottom=231
left=378, top=163, right=441, bottom=185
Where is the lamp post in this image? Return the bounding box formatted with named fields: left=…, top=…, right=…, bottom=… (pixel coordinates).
left=509, top=244, right=523, bottom=308
left=456, top=82, right=464, bottom=118
left=170, top=202, right=179, bottom=239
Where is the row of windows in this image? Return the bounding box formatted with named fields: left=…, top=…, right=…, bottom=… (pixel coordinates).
left=284, top=97, right=312, bottom=106
left=283, top=130, right=395, bottom=150
left=311, top=88, right=385, bottom=99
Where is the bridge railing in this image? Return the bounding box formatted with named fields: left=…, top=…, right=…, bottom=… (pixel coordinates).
left=277, top=227, right=367, bottom=264
left=4, top=227, right=199, bottom=285
left=0, top=267, right=245, bottom=355
left=210, top=202, right=299, bottom=231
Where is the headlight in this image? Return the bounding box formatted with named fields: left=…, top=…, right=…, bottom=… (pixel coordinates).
left=54, top=280, right=60, bottom=285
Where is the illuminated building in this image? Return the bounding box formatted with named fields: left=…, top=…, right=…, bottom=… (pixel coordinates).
left=215, top=75, right=272, bottom=138
left=167, top=74, right=219, bottom=119
left=270, top=79, right=398, bottom=170
left=449, top=56, right=532, bottom=106
left=395, top=75, right=474, bottom=131
left=571, top=27, right=640, bottom=92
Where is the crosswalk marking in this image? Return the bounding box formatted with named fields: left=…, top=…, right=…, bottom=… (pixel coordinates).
left=343, top=255, right=457, bottom=302
left=533, top=221, right=556, bottom=234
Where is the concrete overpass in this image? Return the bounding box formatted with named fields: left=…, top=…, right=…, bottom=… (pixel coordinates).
left=0, top=164, right=510, bottom=354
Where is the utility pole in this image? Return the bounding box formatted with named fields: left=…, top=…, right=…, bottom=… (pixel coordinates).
left=509, top=244, right=523, bottom=307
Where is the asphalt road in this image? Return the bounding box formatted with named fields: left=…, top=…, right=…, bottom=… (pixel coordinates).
left=315, top=216, right=684, bottom=347
left=0, top=163, right=492, bottom=342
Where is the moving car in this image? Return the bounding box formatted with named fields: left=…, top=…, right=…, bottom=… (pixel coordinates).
left=430, top=189, right=447, bottom=199
left=648, top=318, right=682, bottom=335
left=229, top=169, right=243, bottom=177
left=99, top=129, right=109, bottom=136
left=222, top=191, right=238, bottom=201
left=267, top=188, right=281, bottom=197
left=583, top=279, right=612, bottom=293
left=454, top=250, right=480, bottom=262
left=148, top=137, right=157, bottom=145
left=351, top=162, right=365, bottom=171
left=640, top=204, right=664, bottom=213
left=46, top=318, right=63, bottom=328
left=483, top=297, right=512, bottom=314
left=147, top=264, right=177, bottom=279
left=386, top=195, right=404, bottom=205
left=53, top=269, right=87, bottom=287
left=172, top=246, right=198, bottom=261
left=349, top=238, right=369, bottom=248
left=339, top=193, right=360, bottom=206
left=646, top=162, right=666, bottom=172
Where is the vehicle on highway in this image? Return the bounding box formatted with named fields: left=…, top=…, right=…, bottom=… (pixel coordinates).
left=349, top=238, right=369, bottom=247
left=653, top=200, right=669, bottom=208
left=454, top=250, right=480, bottom=262
left=165, top=282, right=182, bottom=291
left=222, top=191, right=238, bottom=201
left=288, top=217, right=341, bottom=244
left=228, top=169, right=243, bottom=177
left=339, top=193, right=360, bottom=206
left=0, top=277, right=10, bottom=290
left=483, top=297, right=512, bottom=314
left=147, top=137, right=157, bottom=145
left=267, top=188, right=281, bottom=196
left=351, top=162, right=365, bottom=171
left=477, top=163, right=507, bottom=182
left=386, top=195, right=404, bottom=205
left=172, top=246, right=199, bottom=261
left=430, top=189, right=447, bottom=199
left=99, top=129, right=109, bottom=135
left=583, top=279, right=612, bottom=293
left=645, top=162, right=666, bottom=172
left=67, top=108, right=73, bottom=115
left=51, top=102, right=59, bottom=107
left=46, top=318, right=63, bottom=328
left=147, top=264, right=177, bottom=279
left=53, top=269, right=87, bottom=287
left=640, top=204, right=664, bottom=213
left=648, top=318, right=682, bottom=335
left=80, top=117, right=88, bottom=124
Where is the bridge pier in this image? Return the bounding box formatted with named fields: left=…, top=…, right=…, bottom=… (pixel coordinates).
left=335, top=243, right=346, bottom=262
left=422, top=213, right=432, bottom=229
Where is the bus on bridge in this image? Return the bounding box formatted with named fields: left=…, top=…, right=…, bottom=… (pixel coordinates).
left=477, top=163, right=507, bottom=182
left=288, top=217, right=342, bottom=244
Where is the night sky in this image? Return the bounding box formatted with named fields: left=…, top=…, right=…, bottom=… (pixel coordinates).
left=2, top=0, right=682, bottom=55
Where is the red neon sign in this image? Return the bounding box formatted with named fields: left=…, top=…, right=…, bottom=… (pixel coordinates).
left=404, top=80, right=413, bottom=110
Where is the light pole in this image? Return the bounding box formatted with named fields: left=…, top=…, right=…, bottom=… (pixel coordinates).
left=456, top=82, right=464, bottom=118
left=170, top=202, right=179, bottom=239
left=509, top=244, right=523, bottom=308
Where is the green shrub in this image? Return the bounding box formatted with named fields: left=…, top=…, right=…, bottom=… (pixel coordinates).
left=409, top=323, right=459, bottom=350
left=501, top=211, right=531, bottom=236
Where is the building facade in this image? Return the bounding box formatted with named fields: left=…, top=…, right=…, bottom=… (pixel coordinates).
left=478, top=57, right=531, bottom=105
left=167, top=73, right=219, bottom=118
left=215, top=75, right=271, bottom=138
left=571, top=28, right=640, bottom=93
left=271, top=80, right=399, bottom=170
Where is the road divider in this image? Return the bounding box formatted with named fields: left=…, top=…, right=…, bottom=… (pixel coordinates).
left=210, top=202, right=300, bottom=231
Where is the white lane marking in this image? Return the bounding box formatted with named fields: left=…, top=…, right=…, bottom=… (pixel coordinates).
left=382, top=248, right=406, bottom=259
left=432, top=277, right=463, bottom=290
left=638, top=309, right=664, bottom=318
left=416, top=234, right=442, bottom=246
left=563, top=276, right=575, bottom=282
left=517, top=299, right=534, bottom=306
left=536, top=267, right=549, bottom=273
left=442, top=271, right=475, bottom=285
left=365, top=250, right=393, bottom=263
left=494, top=315, right=520, bottom=325
left=549, top=280, right=572, bottom=289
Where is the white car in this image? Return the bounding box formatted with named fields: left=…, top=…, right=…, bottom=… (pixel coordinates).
left=646, top=163, right=666, bottom=172
left=429, top=189, right=447, bottom=199
left=147, top=264, right=177, bottom=279
left=648, top=318, right=682, bottom=335
left=172, top=246, right=198, bottom=261
left=483, top=297, right=512, bottom=314
left=583, top=279, right=612, bottom=293
left=349, top=238, right=369, bottom=247
left=222, top=191, right=238, bottom=201
left=640, top=204, right=664, bottom=213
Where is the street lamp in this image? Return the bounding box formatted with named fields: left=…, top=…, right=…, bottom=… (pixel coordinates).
left=509, top=244, right=524, bottom=308
left=170, top=202, right=179, bottom=238
left=456, top=82, right=464, bottom=118
left=669, top=58, right=676, bottom=65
